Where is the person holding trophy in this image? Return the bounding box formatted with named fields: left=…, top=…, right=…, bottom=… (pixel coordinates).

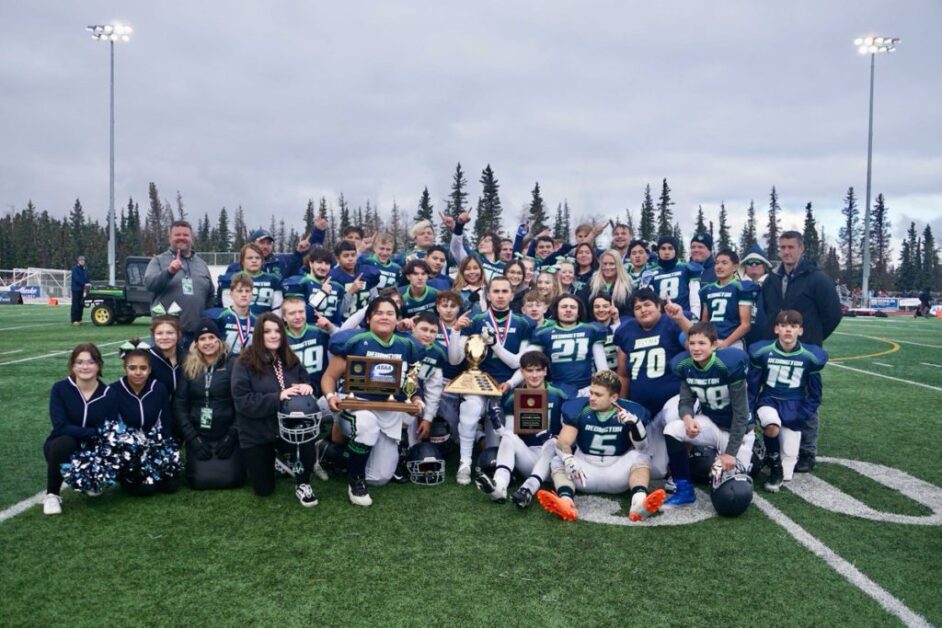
left=320, top=296, right=425, bottom=507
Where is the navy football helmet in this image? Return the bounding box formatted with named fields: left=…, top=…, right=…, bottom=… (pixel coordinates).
left=406, top=442, right=445, bottom=486
left=688, top=446, right=717, bottom=485
left=428, top=419, right=452, bottom=455
left=475, top=446, right=500, bottom=480
left=277, top=395, right=323, bottom=445
left=710, top=464, right=754, bottom=517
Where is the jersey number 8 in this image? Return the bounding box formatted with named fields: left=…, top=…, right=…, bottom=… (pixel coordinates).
left=690, top=385, right=730, bottom=410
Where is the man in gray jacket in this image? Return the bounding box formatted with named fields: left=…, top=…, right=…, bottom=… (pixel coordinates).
left=145, top=220, right=215, bottom=339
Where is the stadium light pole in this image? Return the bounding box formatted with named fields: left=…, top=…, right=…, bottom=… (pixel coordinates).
left=853, top=35, right=899, bottom=309
left=87, top=23, right=133, bottom=286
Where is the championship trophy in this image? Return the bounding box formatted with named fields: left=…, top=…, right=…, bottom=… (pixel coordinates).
left=513, top=388, right=548, bottom=435
left=443, top=328, right=502, bottom=397
left=337, top=357, right=422, bottom=415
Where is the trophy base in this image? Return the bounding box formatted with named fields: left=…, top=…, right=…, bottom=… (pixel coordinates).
left=338, top=398, right=421, bottom=416
left=444, top=369, right=503, bottom=397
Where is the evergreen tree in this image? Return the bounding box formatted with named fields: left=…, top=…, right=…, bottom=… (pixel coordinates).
left=304, top=199, right=316, bottom=236
left=287, top=228, right=300, bottom=252
left=355, top=206, right=364, bottom=231
left=474, top=164, right=503, bottom=240
left=838, top=187, right=860, bottom=287
left=869, top=194, right=891, bottom=290
left=823, top=246, right=841, bottom=281
left=145, top=182, right=163, bottom=255
left=196, top=213, right=211, bottom=251
left=766, top=186, right=781, bottom=262
left=552, top=203, right=565, bottom=240
left=162, top=200, right=175, bottom=236
left=442, top=163, right=468, bottom=242
left=364, top=203, right=374, bottom=235
left=738, top=201, right=758, bottom=253
left=562, top=200, right=572, bottom=242
left=672, top=222, right=685, bottom=258
left=528, top=182, right=549, bottom=234
left=624, top=207, right=635, bottom=235
left=69, top=198, right=86, bottom=256
left=802, top=202, right=821, bottom=263
left=338, top=193, right=350, bottom=234
left=717, top=203, right=731, bottom=251
left=175, top=191, right=186, bottom=221
left=216, top=207, right=231, bottom=251
left=124, top=200, right=142, bottom=257
left=317, top=197, right=333, bottom=246
left=897, top=237, right=914, bottom=291
left=709, top=220, right=715, bottom=242
left=639, top=184, right=656, bottom=242
left=277, top=219, right=287, bottom=252
left=923, top=225, right=939, bottom=290
left=390, top=200, right=403, bottom=251
left=328, top=202, right=338, bottom=247
left=415, top=186, right=435, bottom=229
left=694, top=205, right=707, bottom=236
left=233, top=206, right=248, bottom=250
left=269, top=215, right=277, bottom=247
left=656, top=179, right=674, bottom=237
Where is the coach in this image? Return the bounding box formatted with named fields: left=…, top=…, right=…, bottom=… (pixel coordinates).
left=768, top=230, right=842, bottom=473
left=70, top=255, right=90, bottom=326
left=144, top=220, right=215, bottom=339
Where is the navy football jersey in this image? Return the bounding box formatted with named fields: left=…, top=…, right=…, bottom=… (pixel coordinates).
left=283, top=274, right=345, bottom=326
left=287, top=324, right=331, bottom=390
left=649, top=260, right=702, bottom=311
left=399, top=285, right=440, bottom=317
left=613, top=315, right=686, bottom=415
left=215, top=307, right=255, bottom=355
left=563, top=398, right=650, bottom=457
left=670, top=347, right=749, bottom=429
left=530, top=322, right=606, bottom=393
left=329, top=266, right=380, bottom=318
left=435, top=322, right=463, bottom=382
left=357, top=253, right=402, bottom=290
left=501, top=383, right=567, bottom=447
left=592, top=321, right=618, bottom=370
left=414, top=338, right=448, bottom=381
left=748, top=340, right=827, bottom=428
left=335, top=331, right=420, bottom=401
left=461, top=309, right=534, bottom=383
left=699, top=278, right=755, bottom=340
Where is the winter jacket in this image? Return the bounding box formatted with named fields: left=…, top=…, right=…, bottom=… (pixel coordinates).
left=47, top=378, right=115, bottom=442
left=174, top=354, right=236, bottom=443
left=771, top=256, right=842, bottom=346
left=70, top=265, right=90, bottom=293
left=231, top=354, right=310, bottom=448
left=144, top=249, right=215, bottom=334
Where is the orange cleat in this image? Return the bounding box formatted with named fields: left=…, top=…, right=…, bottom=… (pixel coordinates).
left=537, top=490, right=578, bottom=521
left=628, top=488, right=666, bottom=521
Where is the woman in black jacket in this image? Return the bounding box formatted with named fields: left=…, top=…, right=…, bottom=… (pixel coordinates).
left=231, top=312, right=318, bottom=507
left=175, top=319, right=245, bottom=490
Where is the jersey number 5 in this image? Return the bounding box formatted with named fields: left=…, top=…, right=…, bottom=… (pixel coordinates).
left=589, top=433, right=618, bottom=456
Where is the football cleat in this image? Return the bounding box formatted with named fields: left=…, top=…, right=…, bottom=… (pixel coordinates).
left=313, top=440, right=330, bottom=481
left=456, top=461, right=472, bottom=486
left=662, top=480, right=696, bottom=509
left=511, top=486, right=533, bottom=509
left=348, top=476, right=372, bottom=507
left=765, top=461, right=784, bottom=493
left=628, top=488, right=667, bottom=521
left=485, top=403, right=505, bottom=432
left=474, top=470, right=496, bottom=495
left=536, top=490, right=578, bottom=521
left=295, top=483, right=319, bottom=507
left=43, top=493, right=62, bottom=516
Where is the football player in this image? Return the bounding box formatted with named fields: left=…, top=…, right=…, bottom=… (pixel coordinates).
left=410, top=311, right=446, bottom=444
left=432, top=290, right=470, bottom=441
left=220, top=243, right=284, bottom=315
left=214, top=272, right=256, bottom=355
left=399, top=260, right=440, bottom=318
left=648, top=235, right=702, bottom=314
left=590, top=294, right=620, bottom=370
left=475, top=351, right=566, bottom=508
left=520, top=290, right=549, bottom=329
left=445, top=209, right=506, bottom=282
left=536, top=370, right=666, bottom=522
left=748, top=310, right=828, bottom=490
left=360, top=232, right=404, bottom=290
left=283, top=296, right=333, bottom=395
left=662, top=321, right=753, bottom=508
left=626, top=239, right=655, bottom=288
left=424, top=245, right=453, bottom=291
left=223, top=227, right=308, bottom=280
left=328, top=240, right=380, bottom=319
left=699, top=249, right=754, bottom=349
left=283, top=248, right=345, bottom=327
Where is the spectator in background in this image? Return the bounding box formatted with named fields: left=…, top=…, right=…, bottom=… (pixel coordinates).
left=70, top=255, right=91, bottom=326
left=144, top=221, right=215, bottom=343
left=689, top=232, right=716, bottom=285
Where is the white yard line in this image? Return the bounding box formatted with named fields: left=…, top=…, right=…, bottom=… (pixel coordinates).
left=0, top=349, right=24, bottom=356
left=0, top=323, right=59, bottom=332
left=834, top=331, right=942, bottom=350
left=753, top=495, right=931, bottom=628
left=921, top=363, right=942, bottom=369
left=872, top=362, right=893, bottom=368
left=828, top=362, right=942, bottom=392
left=0, top=491, right=46, bottom=523
left=0, top=339, right=124, bottom=367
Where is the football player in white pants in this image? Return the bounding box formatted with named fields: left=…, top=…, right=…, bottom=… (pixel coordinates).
left=756, top=407, right=802, bottom=482
left=537, top=371, right=666, bottom=522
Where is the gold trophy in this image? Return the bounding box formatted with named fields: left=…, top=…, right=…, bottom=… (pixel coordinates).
left=444, top=330, right=502, bottom=397
left=337, top=356, right=422, bottom=415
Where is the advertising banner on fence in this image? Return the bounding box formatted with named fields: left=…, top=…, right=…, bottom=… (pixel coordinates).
left=870, top=297, right=898, bottom=310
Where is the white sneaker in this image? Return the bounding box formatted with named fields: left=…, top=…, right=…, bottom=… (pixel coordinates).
left=43, top=493, right=62, bottom=516
left=348, top=476, right=373, bottom=507
left=295, top=483, right=319, bottom=507
left=456, top=462, right=472, bottom=485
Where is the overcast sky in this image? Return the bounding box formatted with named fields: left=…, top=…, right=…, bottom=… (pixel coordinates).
left=2, top=1, right=940, bottom=249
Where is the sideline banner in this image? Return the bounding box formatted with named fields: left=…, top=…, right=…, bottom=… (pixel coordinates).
left=870, top=297, right=898, bottom=310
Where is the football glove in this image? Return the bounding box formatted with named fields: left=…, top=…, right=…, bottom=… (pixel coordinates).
left=616, top=409, right=640, bottom=425
left=563, top=454, right=585, bottom=482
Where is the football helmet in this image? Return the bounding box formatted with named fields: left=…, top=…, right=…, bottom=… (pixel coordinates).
left=475, top=446, right=499, bottom=480
left=277, top=395, right=323, bottom=445
left=428, top=419, right=452, bottom=455
left=710, top=464, right=754, bottom=517
left=688, top=446, right=717, bottom=485
left=405, top=442, right=445, bottom=486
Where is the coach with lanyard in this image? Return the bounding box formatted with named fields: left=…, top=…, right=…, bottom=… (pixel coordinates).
left=144, top=220, right=215, bottom=343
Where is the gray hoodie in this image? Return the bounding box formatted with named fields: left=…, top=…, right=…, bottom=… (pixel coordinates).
left=144, top=249, right=215, bottom=334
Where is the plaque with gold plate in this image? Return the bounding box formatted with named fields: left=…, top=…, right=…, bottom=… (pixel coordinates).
left=513, top=388, right=548, bottom=435
left=337, top=356, right=422, bottom=415
left=443, top=334, right=502, bottom=397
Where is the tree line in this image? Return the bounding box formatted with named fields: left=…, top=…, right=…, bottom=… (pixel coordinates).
left=1, top=163, right=938, bottom=291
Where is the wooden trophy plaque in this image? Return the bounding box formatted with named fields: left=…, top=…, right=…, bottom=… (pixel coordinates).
left=337, top=356, right=421, bottom=416
left=513, top=388, right=548, bottom=435
left=443, top=335, right=502, bottom=397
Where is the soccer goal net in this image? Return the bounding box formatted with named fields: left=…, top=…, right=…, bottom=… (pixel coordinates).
left=9, top=267, right=72, bottom=303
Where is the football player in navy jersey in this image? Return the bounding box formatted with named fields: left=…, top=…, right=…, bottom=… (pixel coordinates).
left=222, top=228, right=308, bottom=281
left=571, top=243, right=598, bottom=293
left=663, top=321, right=753, bottom=508
left=522, top=295, right=608, bottom=398
left=648, top=235, right=702, bottom=314
left=447, top=276, right=534, bottom=485
left=215, top=273, right=256, bottom=355
left=433, top=290, right=471, bottom=439
left=409, top=311, right=446, bottom=444
left=626, top=239, right=655, bottom=288
left=474, top=351, right=565, bottom=508
left=321, top=297, right=425, bottom=506
left=444, top=209, right=506, bottom=282
left=424, top=245, right=453, bottom=292
left=221, top=243, right=284, bottom=315
left=358, top=232, right=403, bottom=291
left=748, top=310, right=828, bottom=490
left=329, top=240, right=380, bottom=319
left=590, top=294, right=620, bottom=370
left=536, top=371, right=666, bottom=522
left=399, top=260, right=440, bottom=318
left=282, top=296, right=333, bottom=396
left=699, top=249, right=754, bottom=349
left=283, top=248, right=345, bottom=327
left=521, top=290, right=549, bottom=329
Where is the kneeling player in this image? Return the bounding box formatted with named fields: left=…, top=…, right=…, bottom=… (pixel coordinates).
left=475, top=351, right=565, bottom=508
left=537, top=371, right=666, bottom=522
left=663, top=321, right=754, bottom=508
left=748, top=310, right=828, bottom=490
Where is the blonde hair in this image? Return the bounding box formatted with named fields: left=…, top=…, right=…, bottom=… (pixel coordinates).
left=410, top=220, right=433, bottom=239
left=588, top=249, right=633, bottom=309
left=536, top=270, right=562, bottom=302
left=183, top=336, right=227, bottom=380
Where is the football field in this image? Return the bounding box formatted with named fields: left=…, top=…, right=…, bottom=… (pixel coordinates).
left=1, top=306, right=941, bottom=627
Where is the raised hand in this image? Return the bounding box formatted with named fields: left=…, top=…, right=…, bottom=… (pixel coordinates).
left=168, top=249, right=183, bottom=274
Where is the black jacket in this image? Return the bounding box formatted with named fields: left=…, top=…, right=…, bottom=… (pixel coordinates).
left=174, top=354, right=236, bottom=443
left=746, top=273, right=783, bottom=345
left=231, top=354, right=310, bottom=448
left=771, top=256, right=842, bottom=346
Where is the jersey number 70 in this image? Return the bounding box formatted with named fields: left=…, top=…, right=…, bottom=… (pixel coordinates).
left=628, top=347, right=667, bottom=380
